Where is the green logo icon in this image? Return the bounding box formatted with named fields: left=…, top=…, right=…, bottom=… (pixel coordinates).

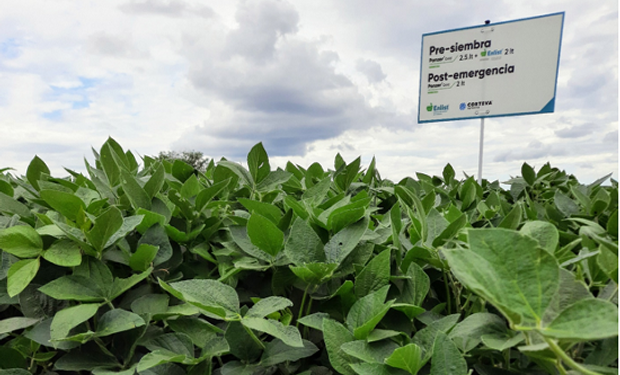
left=480, top=50, right=487, bottom=57
left=426, top=103, right=433, bottom=112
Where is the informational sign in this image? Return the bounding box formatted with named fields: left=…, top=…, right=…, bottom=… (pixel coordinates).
left=418, top=12, right=564, bottom=123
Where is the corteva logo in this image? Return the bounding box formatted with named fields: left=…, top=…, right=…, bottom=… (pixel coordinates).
left=460, top=101, right=492, bottom=110
left=427, top=103, right=449, bottom=115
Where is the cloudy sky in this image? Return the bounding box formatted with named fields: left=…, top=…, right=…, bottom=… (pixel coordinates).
left=0, top=0, right=617, bottom=184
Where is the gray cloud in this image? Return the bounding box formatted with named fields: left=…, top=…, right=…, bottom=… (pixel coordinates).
left=554, top=122, right=600, bottom=138
left=224, top=0, right=299, bottom=63
left=87, top=32, right=147, bottom=58
left=356, top=59, right=387, bottom=84
left=603, top=130, right=618, bottom=143
left=493, top=140, right=567, bottom=162
left=175, top=0, right=414, bottom=159
left=119, top=0, right=214, bottom=18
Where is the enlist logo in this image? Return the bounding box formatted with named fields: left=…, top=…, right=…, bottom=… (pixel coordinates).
left=426, top=103, right=449, bottom=115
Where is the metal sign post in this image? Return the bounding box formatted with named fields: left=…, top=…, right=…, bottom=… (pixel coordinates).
left=477, top=117, right=484, bottom=184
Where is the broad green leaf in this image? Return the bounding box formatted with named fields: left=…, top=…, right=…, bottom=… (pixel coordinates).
left=137, top=351, right=187, bottom=373
left=480, top=332, right=525, bottom=351
left=351, top=363, right=410, bottom=375
left=109, top=267, right=152, bottom=300
left=129, top=244, right=159, bottom=272
left=341, top=340, right=399, bottom=364
left=138, top=224, right=173, bottom=266
left=131, top=294, right=169, bottom=315
left=241, top=317, right=303, bottom=347
left=246, top=296, right=293, bottom=318
left=27, top=155, right=50, bottom=191
left=160, top=279, right=240, bottom=319
left=40, top=189, right=86, bottom=222
left=120, top=169, right=151, bottom=210
left=39, top=275, right=105, bottom=302
left=238, top=198, right=282, bottom=224
left=425, top=208, right=448, bottom=247
left=54, top=345, right=119, bottom=371
left=247, top=213, right=284, bottom=256
left=218, top=160, right=252, bottom=187
left=135, top=208, right=166, bottom=234
left=430, top=332, right=467, bottom=375
left=329, top=205, right=366, bottom=234
left=384, top=343, right=423, bottom=375
left=521, top=162, right=536, bottom=186
left=51, top=303, right=100, bottom=340
left=554, top=190, right=580, bottom=216
left=143, top=332, right=194, bottom=357
left=355, top=248, right=391, bottom=297
left=443, top=229, right=559, bottom=326
left=167, top=317, right=221, bottom=347
left=180, top=174, right=201, bottom=199
left=290, top=263, right=337, bottom=285
left=195, top=178, right=230, bottom=211
left=367, top=329, right=403, bottom=343
left=432, top=212, right=466, bottom=247
left=0, top=316, right=40, bottom=334
left=256, top=170, right=292, bottom=192
left=520, top=221, right=558, bottom=254
left=85, top=206, right=123, bottom=253
left=543, top=298, right=618, bottom=340
left=225, top=320, right=262, bottom=362
left=0, top=192, right=32, bottom=219
left=171, top=159, right=194, bottom=183
left=95, top=309, right=145, bottom=337
left=325, top=216, right=369, bottom=264
left=247, top=142, right=270, bottom=184
left=398, top=262, right=430, bottom=308
left=285, top=218, right=325, bottom=265
left=448, top=313, right=506, bottom=352
left=260, top=339, right=319, bottom=366
left=0, top=225, right=43, bottom=258
left=0, top=365, right=30, bottom=375
left=323, top=319, right=357, bottom=375
left=229, top=225, right=273, bottom=262
left=42, top=240, right=82, bottom=267
left=144, top=163, right=165, bottom=199
left=297, top=312, right=330, bottom=331
left=498, top=203, right=521, bottom=229
left=7, top=258, right=40, bottom=297
left=347, top=285, right=393, bottom=339
left=100, top=142, right=122, bottom=187
left=412, top=314, right=460, bottom=362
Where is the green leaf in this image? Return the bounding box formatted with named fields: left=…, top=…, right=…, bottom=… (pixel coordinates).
left=260, top=339, right=319, bottom=366
left=256, top=170, right=292, bottom=192
left=448, top=313, right=506, bottom=352
left=137, top=351, right=187, bottom=373
left=144, top=163, right=165, bottom=199
left=131, top=294, right=169, bottom=315
left=323, top=319, right=357, bottom=375
left=85, top=206, right=123, bottom=253
left=27, top=155, right=50, bottom=191
left=384, top=343, right=423, bottom=374
left=497, top=203, right=521, bottom=229
left=180, top=174, right=201, bottom=199
left=143, top=332, right=194, bottom=356
left=167, top=317, right=221, bottom=347
left=350, top=363, right=410, bottom=375
left=120, top=169, right=151, bottom=210
left=225, top=320, right=262, bottom=362
left=242, top=317, right=303, bottom=347
left=218, top=160, right=253, bottom=187
left=247, top=213, right=284, bottom=256
left=138, top=224, right=173, bottom=267
left=521, top=162, right=536, bottom=186
left=246, top=296, right=293, bottom=318
left=42, top=240, right=82, bottom=267
left=247, top=142, right=270, bottom=184
left=172, top=159, right=195, bottom=183
left=355, top=248, right=391, bottom=297
left=0, top=192, right=32, bottom=220
left=543, top=298, right=618, bottom=340
left=129, top=244, right=159, bottom=272
left=555, top=190, right=580, bottom=216
left=325, top=216, right=368, bottom=264
left=39, top=275, right=105, bottom=302
left=341, top=340, right=399, bottom=364
left=285, top=218, right=325, bottom=265
left=40, top=189, right=86, bottom=222
left=7, top=258, right=40, bottom=297
left=0, top=225, right=43, bottom=258
left=443, top=229, right=559, bottom=326
left=195, top=178, right=230, bottom=211
left=347, top=285, right=393, bottom=340
left=0, top=316, right=40, bottom=334
left=109, top=268, right=152, bottom=300
left=50, top=303, right=100, bottom=340
left=480, top=332, right=525, bottom=351
left=520, top=221, right=558, bottom=254
left=54, top=344, right=119, bottom=371
left=430, top=332, right=467, bottom=375
left=297, top=312, right=330, bottom=331
left=95, top=309, right=145, bottom=337
left=160, top=279, right=240, bottom=320
left=398, top=262, right=430, bottom=308
left=238, top=198, right=282, bottom=224
left=290, top=263, right=337, bottom=285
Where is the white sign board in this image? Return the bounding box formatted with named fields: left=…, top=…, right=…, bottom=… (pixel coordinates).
left=418, top=13, right=564, bottom=123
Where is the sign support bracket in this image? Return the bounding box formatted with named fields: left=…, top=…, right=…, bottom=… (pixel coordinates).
left=477, top=117, right=484, bottom=184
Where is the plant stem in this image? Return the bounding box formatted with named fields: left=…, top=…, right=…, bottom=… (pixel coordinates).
left=242, top=323, right=266, bottom=350
left=443, top=271, right=452, bottom=314
left=296, top=286, right=309, bottom=328
left=542, top=336, right=602, bottom=375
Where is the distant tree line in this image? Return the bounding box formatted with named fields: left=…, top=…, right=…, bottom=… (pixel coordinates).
left=155, top=150, right=209, bottom=172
